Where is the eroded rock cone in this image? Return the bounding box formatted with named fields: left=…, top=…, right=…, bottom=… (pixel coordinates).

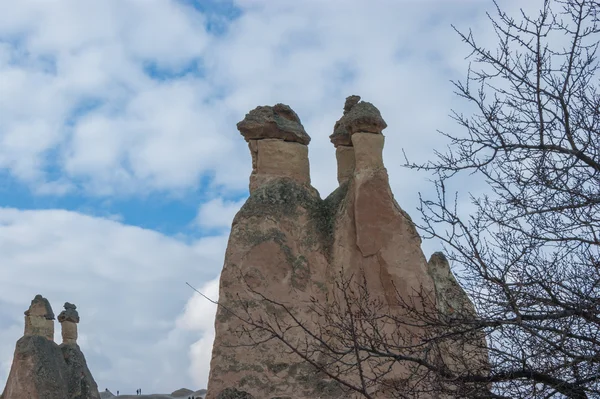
left=207, top=104, right=340, bottom=399
left=206, top=98, right=485, bottom=399
left=60, top=343, right=101, bottom=399
left=1, top=335, right=70, bottom=399
left=1, top=296, right=100, bottom=399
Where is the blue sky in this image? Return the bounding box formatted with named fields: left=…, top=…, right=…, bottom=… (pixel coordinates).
left=0, top=0, right=537, bottom=395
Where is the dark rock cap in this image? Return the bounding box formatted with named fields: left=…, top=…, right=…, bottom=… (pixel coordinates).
left=429, top=252, right=449, bottom=268
left=329, top=95, right=387, bottom=147
left=343, top=101, right=387, bottom=134
left=343, top=95, right=361, bottom=115
left=58, top=302, right=80, bottom=323
left=24, top=294, right=55, bottom=320
left=237, top=103, right=311, bottom=145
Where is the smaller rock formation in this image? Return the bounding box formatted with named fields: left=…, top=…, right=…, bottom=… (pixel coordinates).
left=329, top=95, right=387, bottom=184
left=58, top=302, right=80, bottom=344
left=1, top=295, right=100, bottom=399
left=24, top=294, right=55, bottom=340
left=427, top=253, right=489, bottom=385
left=238, top=104, right=312, bottom=193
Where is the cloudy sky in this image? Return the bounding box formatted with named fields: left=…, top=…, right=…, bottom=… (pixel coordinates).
left=0, top=0, right=533, bottom=395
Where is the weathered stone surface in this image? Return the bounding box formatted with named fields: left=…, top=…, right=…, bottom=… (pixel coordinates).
left=25, top=294, right=55, bottom=319
left=335, top=146, right=355, bottom=184
left=343, top=95, right=361, bottom=114
left=24, top=294, right=54, bottom=340
left=329, top=120, right=352, bottom=147
left=248, top=139, right=310, bottom=193
left=59, top=302, right=80, bottom=344
left=238, top=104, right=311, bottom=145
left=329, top=96, right=387, bottom=147
left=344, top=101, right=387, bottom=134
left=58, top=302, right=80, bottom=323
left=427, top=252, right=489, bottom=383
left=206, top=178, right=334, bottom=399
left=207, top=97, right=485, bottom=398
left=60, top=343, right=101, bottom=399
left=61, top=321, right=78, bottom=344
left=1, top=335, right=69, bottom=399
left=216, top=388, right=255, bottom=399
left=2, top=296, right=100, bottom=399
left=427, top=252, right=475, bottom=316
left=352, top=132, right=385, bottom=172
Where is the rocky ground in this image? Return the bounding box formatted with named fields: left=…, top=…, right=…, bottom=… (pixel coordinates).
left=100, top=389, right=206, bottom=399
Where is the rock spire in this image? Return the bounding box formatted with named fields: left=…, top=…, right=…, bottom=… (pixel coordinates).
left=238, top=103, right=312, bottom=193
left=58, top=302, right=80, bottom=344
left=206, top=98, right=486, bottom=399
left=1, top=295, right=100, bottom=399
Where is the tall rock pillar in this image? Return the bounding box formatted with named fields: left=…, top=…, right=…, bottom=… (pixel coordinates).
left=206, top=104, right=337, bottom=399
left=58, top=302, right=79, bottom=344
left=206, top=97, right=488, bottom=399
left=1, top=296, right=100, bottom=399
left=239, top=103, right=312, bottom=193
left=24, top=294, right=55, bottom=340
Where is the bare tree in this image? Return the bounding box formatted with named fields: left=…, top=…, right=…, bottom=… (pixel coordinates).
left=200, top=1, right=600, bottom=398
left=405, top=0, right=600, bottom=397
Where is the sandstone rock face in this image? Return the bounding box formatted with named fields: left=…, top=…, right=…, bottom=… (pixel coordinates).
left=1, top=335, right=70, bottom=399
left=59, top=302, right=80, bottom=344
left=238, top=104, right=311, bottom=145
left=335, top=145, right=355, bottom=184
left=1, top=296, right=100, bottom=399
left=24, top=294, right=55, bottom=340
left=428, top=253, right=489, bottom=385
left=241, top=105, right=312, bottom=194
left=206, top=98, right=484, bottom=398
left=248, top=139, right=310, bottom=193
left=60, top=343, right=101, bottom=399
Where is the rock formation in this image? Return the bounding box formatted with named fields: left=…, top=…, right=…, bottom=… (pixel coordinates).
left=206, top=97, right=486, bottom=398
left=24, top=294, right=55, bottom=340
left=238, top=103, right=312, bottom=194
left=1, top=296, right=101, bottom=399
left=59, top=302, right=80, bottom=344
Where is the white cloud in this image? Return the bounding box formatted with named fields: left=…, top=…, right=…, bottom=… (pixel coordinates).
left=195, top=197, right=245, bottom=230
left=0, top=0, right=535, bottom=394
left=0, top=208, right=226, bottom=393
left=176, top=277, right=220, bottom=387
left=0, top=0, right=518, bottom=198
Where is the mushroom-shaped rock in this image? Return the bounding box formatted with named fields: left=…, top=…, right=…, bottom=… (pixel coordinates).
left=24, top=294, right=55, bottom=320
left=344, top=101, right=387, bottom=134
left=343, top=95, right=361, bottom=114
left=330, top=95, right=361, bottom=147
left=58, top=302, right=80, bottom=323
left=24, top=294, right=55, bottom=340
left=329, top=96, right=387, bottom=147
left=330, top=119, right=353, bottom=147
left=239, top=104, right=313, bottom=193
left=237, top=103, right=311, bottom=145
left=58, top=302, right=80, bottom=345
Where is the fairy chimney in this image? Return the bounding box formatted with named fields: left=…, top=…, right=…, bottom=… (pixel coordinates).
left=206, top=97, right=487, bottom=399
left=1, top=296, right=101, bottom=399
left=23, top=294, right=55, bottom=340
left=58, top=302, right=80, bottom=344
left=237, top=104, right=312, bottom=193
